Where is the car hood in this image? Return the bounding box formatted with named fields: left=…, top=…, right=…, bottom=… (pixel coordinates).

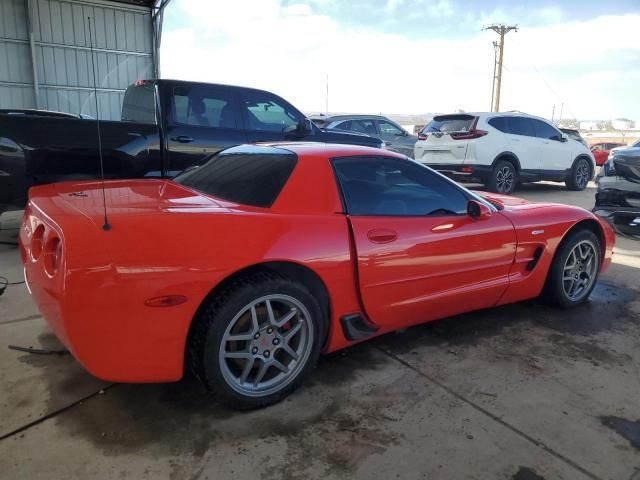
left=476, top=191, right=533, bottom=208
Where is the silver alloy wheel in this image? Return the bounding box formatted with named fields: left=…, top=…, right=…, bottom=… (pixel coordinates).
left=575, top=161, right=589, bottom=189
left=219, top=294, right=313, bottom=397
left=562, top=240, right=598, bottom=301
left=496, top=165, right=514, bottom=193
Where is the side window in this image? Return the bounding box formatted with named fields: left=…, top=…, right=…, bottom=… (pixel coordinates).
left=378, top=120, right=404, bottom=136
left=350, top=119, right=377, bottom=135
left=591, top=144, right=603, bottom=151
left=508, top=117, right=536, bottom=137
left=170, top=85, right=238, bottom=128
left=533, top=120, right=562, bottom=141
left=121, top=83, right=156, bottom=124
left=332, top=156, right=468, bottom=216
left=488, top=117, right=508, bottom=132
left=241, top=91, right=301, bottom=132
left=330, top=120, right=352, bottom=131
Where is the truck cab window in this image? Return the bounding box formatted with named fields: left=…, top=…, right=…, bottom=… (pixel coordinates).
left=170, top=86, right=238, bottom=129
left=241, top=91, right=301, bottom=132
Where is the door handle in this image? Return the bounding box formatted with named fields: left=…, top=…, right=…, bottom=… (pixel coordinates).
left=367, top=229, right=397, bottom=243
left=171, top=135, right=194, bottom=143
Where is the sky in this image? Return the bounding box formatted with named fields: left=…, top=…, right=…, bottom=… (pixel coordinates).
left=160, top=0, right=640, bottom=121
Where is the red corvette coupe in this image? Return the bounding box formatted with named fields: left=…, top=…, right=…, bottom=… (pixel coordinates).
left=20, top=143, right=614, bottom=409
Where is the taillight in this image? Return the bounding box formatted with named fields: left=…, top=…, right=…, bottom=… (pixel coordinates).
left=450, top=130, right=488, bottom=140
left=31, top=224, right=45, bottom=261
left=43, top=235, right=62, bottom=276
left=418, top=133, right=428, bottom=141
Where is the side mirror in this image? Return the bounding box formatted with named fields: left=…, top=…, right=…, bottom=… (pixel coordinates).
left=467, top=200, right=492, bottom=220
left=560, top=133, right=568, bottom=142
left=302, top=118, right=314, bottom=134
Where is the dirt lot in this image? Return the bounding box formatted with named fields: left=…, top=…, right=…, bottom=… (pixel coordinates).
left=1, top=181, right=639, bottom=480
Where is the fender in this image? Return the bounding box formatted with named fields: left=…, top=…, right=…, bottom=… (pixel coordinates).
left=491, top=151, right=522, bottom=172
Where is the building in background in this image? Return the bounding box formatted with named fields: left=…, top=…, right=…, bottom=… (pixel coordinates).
left=612, top=118, right=635, bottom=130
left=0, top=0, right=168, bottom=120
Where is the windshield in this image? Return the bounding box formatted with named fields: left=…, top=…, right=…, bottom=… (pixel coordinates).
left=422, top=115, right=476, bottom=134
left=173, top=146, right=297, bottom=208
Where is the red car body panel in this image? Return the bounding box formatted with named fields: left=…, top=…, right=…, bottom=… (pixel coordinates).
left=19, top=143, right=615, bottom=383
left=591, top=142, right=626, bottom=166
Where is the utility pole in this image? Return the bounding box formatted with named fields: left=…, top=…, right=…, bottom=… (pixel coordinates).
left=484, top=24, right=518, bottom=112
left=490, top=41, right=498, bottom=111
left=325, top=74, right=329, bottom=114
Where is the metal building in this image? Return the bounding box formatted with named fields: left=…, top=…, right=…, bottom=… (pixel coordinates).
left=0, top=0, right=168, bottom=120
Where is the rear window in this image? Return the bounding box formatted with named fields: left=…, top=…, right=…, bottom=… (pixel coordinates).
left=173, top=146, right=297, bottom=208
left=121, top=82, right=156, bottom=124
left=422, top=115, right=476, bottom=134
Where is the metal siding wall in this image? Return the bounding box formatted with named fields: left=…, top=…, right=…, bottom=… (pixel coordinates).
left=0, top=0, right=34, bottom=103
left=0, top=0, right=154, bottom=119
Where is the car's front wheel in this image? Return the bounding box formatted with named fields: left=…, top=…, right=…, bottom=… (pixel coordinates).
left=486, top=160, right=517, bottom=194
left=189, top=273, right=324, bottom=409
left=544, top=229, right=601, bottom=308
left=566, top=157, right=591, bottom=191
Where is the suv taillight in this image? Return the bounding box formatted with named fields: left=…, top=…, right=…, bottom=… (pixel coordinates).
left=450, top=130, right=488, bottom=140
left=418, top=133, right=428, bottom=141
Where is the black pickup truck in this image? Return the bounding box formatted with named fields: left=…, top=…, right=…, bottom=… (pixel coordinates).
left=0, top=79, right=383, bottom=212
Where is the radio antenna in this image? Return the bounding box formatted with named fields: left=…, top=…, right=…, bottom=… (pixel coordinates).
left=87, top=16, right=111, bottom=231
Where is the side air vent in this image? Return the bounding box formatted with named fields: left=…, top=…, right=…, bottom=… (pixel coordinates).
left=526, top=247, right=544, bottom=271
left=340, top=313, right=379, bottom=341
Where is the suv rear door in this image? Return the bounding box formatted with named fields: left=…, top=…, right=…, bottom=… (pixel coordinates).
left=164, top=83, right=246, bottom=176
left=532, top=119, right=570, bottom=173
left=493, top=116, right=541, bottom=173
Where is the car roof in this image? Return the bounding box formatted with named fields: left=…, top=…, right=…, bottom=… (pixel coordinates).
left=321, top=114, right=389, bottom=122
left=224, top=142, right=407, bottom=159
left=434, top=111, right=553, bottom=123
left=143, top=79, right=287, bottom=98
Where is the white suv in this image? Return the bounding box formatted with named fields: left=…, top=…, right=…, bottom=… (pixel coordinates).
left=413, top=112, right=595, bottom=194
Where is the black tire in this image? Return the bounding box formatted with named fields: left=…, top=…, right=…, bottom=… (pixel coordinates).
left=543, top=229, right=601, bottom=308
left=565, top=157, right=591, bottom=191
left=188, top=272, right=325, bottom=410
left=486, top=160, right=517, bottom=194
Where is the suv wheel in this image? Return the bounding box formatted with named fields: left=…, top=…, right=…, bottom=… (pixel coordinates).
left=487, top=160, right=517, bottom=194
left=566, top=158, right=591, bottom=191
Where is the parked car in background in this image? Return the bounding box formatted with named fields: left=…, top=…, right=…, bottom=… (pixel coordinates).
left=560, top=128, right=588, bottom=147
left=590, top=142, right=627, bottom=166
left=414, top=112, right=595, bottom=194
left=594, top=141, right=640, bottom=239
left=0, top=80, right=384, bottom=213
left=310, top=114, right=417, bottom=157
left=20, top=142, right=614, bottom=409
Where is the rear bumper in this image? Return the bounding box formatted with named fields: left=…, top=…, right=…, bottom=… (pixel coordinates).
left=20, top=201, right=195, bottom=383
left=422, top=163, right=491, bottom=181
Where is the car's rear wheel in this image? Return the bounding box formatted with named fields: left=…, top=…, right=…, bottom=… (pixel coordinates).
left=566, top=157, right=591, bottom=191
left=189, top=273, right=324, bottom=409
left=487, top=160, right=517, bottom=194
left=544, top=229, right=601, bottom=308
